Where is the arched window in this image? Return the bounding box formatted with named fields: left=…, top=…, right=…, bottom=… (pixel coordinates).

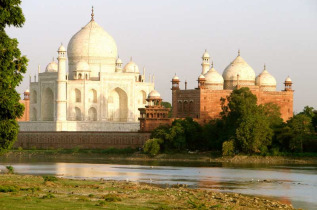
left=41, top=87, right=54, bottom=121
left=88, top=107, right=97, bottom=121
left=184, top=101, right=189, bottom=113
left=73, top=89, right=81, bottom=103
left=31, top=107, right=37, bottom=121
left=89, top=89, right=97, bottom=103
left=75, top=107, right=81, bottom=121
left=189, top=101, right=194, bottom=112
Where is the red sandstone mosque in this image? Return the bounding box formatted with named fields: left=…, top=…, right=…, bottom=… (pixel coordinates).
left=139, top=50, right=294, bottom=132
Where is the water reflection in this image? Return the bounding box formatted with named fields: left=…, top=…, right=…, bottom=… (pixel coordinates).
left=0, top=162, right=316, bottom=210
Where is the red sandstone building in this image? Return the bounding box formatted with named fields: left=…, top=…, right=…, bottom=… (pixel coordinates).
left=18, top=90, right=30, bottom=122
left=139, top=50, right=293, bottom=132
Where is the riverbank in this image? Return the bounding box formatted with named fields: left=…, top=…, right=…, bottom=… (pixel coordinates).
left=0, top=174, right=296, bottom=209
left=1, top=150, right=317, bottom=165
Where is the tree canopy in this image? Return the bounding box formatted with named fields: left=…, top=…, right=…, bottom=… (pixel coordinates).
left=0, top=0, right=27, bottom=154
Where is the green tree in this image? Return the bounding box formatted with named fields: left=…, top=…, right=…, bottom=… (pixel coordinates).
left=0, top=0, right=28, bottom=154
left=287, top=114, right=313, bottom=152
left=143, top=138, right=162, bottom=156
left=161, top=101, right=172, bottom=118
left=299, top=106, right=315, bottom=119
left=221, top=87, right=274, bottom=154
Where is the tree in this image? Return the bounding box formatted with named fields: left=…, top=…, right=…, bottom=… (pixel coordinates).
left=0, top=0, right=28, bottom=154
left=221, top=87, right=274, bottom=154
left=161, top=101, right=172, bottom=118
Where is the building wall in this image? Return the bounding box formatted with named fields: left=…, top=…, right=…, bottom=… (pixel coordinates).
left=18, top=99, right=30, bottom=121
left=173, top=87, right=294, bottom=122
left=15, top=131, right=151, bottom=149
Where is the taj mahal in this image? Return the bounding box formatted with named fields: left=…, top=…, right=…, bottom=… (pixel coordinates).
left=19, top=9, right=155, bottom=132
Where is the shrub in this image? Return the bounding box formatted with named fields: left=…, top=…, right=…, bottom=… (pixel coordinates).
left=42, top=193, right=55, bottom=199
left=143, top=138, right=162, bottom=157
left=18, top=146, right=23, bottom=151
left=222, top=140, right=235, bottom=156
left=0, top=185, right=19, bottom=193
left=102, top=193, right=122, bottom=202
left=43, top=175, right=58, bottom=182
left=270, top=147, right=280, bottom=156
left=6, top=165, right=14, bottom=174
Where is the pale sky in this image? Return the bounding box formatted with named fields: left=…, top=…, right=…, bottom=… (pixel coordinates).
left=7, top=0, right=317, bottom=113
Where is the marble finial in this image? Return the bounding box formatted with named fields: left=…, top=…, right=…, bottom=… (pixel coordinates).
left=238, top=49, right=240, bottom=56
left=91, top=6, right=94, bottom=21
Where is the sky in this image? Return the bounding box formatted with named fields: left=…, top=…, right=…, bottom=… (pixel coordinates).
left=6, top=0, right=317, bottom=113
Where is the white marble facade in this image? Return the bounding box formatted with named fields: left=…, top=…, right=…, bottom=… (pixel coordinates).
left=24, top=11, right=154, bottom=131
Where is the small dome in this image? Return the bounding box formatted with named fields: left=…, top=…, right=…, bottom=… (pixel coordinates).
left=76, top=60, right=90, bottom=71
left=148, top=90, right=161, bottom=99
left=222, top=55, right=256, bottom=82
left=255, top=66, right=276, bottom=87
left=285, top=76, right=292, bottom=82
left=124, top=59, right=139, bottom=73
left=25, top=89, right=30, bottom=93
left=205, top=67, right=224, bottom=84
left=116, top=57, right=122, bottom=64
left=198, top=74, right=205, bottom=79
left=58, top=44, right=66, bottom=52
left=172, top=74, right=179, bottom=80
left=45, top=60, right=58, bottom=72
left=202, top=50, right=210, bottom=58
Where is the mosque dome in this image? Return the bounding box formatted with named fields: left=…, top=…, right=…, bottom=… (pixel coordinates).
left=76, top=60, right=90, bottom=71
left=205, top=67, right=224, bottom=84
left=198, top=74, right=205, bottom=79
left=222, top=52, right=256, bottom=89
left=148, top=90, right=161, bottom=99
left=58, top=44, right=66, bottom=52
left=45, top=60, right=58, bottom=72
left=202, top=50, right=210, bottom=58
left=255, top=66, right=276, bottom=87
left=172, top=74, right=179, bottom=80
left=285, top=76, right=292, bottom=82
left=25, top=89, right=30, bottom=93
left=123, top=58, right=139, bottom=73
left=67, top=19, right=118, bottom=67
left=116, top=57, right=123, bottom=64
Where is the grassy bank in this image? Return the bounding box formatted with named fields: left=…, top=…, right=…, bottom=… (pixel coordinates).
left=0, top=174, right=295, bottom=209
left=1, top=149, right=317, bottom=164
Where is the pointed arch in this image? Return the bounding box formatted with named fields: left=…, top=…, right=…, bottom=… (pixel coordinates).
left=88, top=89, right=97, bottom=103
left=41, top=87, right=54, bottom=121
left=72, top=88, right=81, bottom=103
left=88, top=107, right=97, bottom=121
left=75, top=107, right=81, bottom=121
left=108, top=87, right=128, bottom=122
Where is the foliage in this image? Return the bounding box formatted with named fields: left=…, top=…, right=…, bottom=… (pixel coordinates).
left=143, top=138, right=162, bottom=156
left=222, top=140, right=235, bottom=156
left=102, top=193, right=122, bottom=202
left=43, top=175, right=58, bottom=182
left=6, top=165, right=14, bottom=174
left=0, top=185, right=18, bottom=192
left=161, top=101, right=172, bottom=117
left=0, top=0, right=28, bottom=154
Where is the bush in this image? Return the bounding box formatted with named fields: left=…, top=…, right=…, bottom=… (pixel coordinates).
left=43, top=175, right=58, bottom=182
left=102, top=193, right=122, bottom=202
left=18, top=146, right=23, bottom=151
left=42, top=193, right=55, bottom=199
left=6, top=165, right=14, bottom=174
left=0, top=185, right=18, bottom=192
left=143, top=138, right=162, bottom=156
left=270, top=147, right=280, bottom=156
left=222, top=140, right=235, bottom=156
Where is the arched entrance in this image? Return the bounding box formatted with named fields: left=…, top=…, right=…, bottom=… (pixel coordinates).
left=41, top=87, right=54, bottom=121
left=108, top=87, right=128, bottom=122
left=88, top=107, right=97, bottom=121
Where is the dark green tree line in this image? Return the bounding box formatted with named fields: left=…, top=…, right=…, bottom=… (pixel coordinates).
left=0, top=0, right=27, bottom=154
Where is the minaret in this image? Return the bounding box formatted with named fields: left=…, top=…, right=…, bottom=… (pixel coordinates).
left=56, top=43, right=67, bottom=121
left=201, top=49, right=210, bottom=75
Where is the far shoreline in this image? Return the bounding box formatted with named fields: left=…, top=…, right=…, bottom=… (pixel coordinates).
left=1, top=150, right=317, bottom=165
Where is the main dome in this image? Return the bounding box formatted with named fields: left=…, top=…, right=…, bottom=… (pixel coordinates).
left=222, top=54, right=256, bottom=89
left=67, top=19, right=118, bottom=77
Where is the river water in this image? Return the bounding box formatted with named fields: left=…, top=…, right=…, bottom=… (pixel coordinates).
left=0, top=161, right=316, bottom=209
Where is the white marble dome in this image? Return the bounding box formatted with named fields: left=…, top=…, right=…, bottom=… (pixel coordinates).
left=285, top=76, right=292, bottom=82
left=45, top=60, right=58, bottom=72
left=76, top=60, right=90, bottom=71
left=116, top=57, right=123, bottom=64
left=67, top=20, right=118, bottom=66
left=198, top=74, right=205, bottom=79
left=205, top=67, right=224, bottom=84
left=202, top=50, right=210, bottom=58
left=172, top=74, right=180, bottom=80
left=148, top=90, right=161, bottom=99
left=222, top=55, right=256, bottom=84
left=124, top=59, right=139, bottom=73
left=255, top=67, right=276, bottom=87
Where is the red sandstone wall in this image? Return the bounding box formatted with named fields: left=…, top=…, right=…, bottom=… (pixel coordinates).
left=140, top=119, right=173, bottom=132
left=18, top=99, right=30, bottom=121
left=173, top=88, right=294, bottom=122
left=15, top=132, right=151, bottom=149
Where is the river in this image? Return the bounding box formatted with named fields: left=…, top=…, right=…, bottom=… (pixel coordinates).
left=0, top=161, right=316, bottom=209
